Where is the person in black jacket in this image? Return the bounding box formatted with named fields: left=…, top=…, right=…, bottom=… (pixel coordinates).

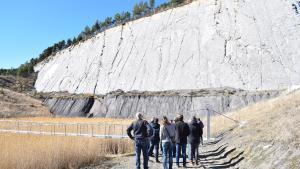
left=174, top=114, right=190, bottom=167
left=148, top=117, right=160, bottom=162
left=188, top=116, right=202, bottom=165
left=127, top=113, right=153, bottom=169
left=197, top=118, right=204, bottom=145
left=172, top=117, right=178, bottom=157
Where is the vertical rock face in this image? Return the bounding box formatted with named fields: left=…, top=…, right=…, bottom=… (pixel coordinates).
left=44, top=89, right=280, bottom=119
left=44, top=97, right=94, bottom=117
left=35, top=0, right=300, bottom=95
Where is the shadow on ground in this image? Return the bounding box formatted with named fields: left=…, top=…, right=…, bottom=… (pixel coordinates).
left=197, top=136, right=244, bottom=169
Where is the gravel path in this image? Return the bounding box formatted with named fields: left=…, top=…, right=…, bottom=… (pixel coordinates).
left=83, top=135, right=244, bottom=169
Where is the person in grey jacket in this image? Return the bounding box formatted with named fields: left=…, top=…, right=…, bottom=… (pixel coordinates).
left=160, top=116, right=175, bottom=169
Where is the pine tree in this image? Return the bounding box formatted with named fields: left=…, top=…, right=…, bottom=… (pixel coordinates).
left=133, top=3, right=141, bottom=17
left=72, top=37, right=77, bottom=44
left=139, top=1, right=149, bottom=13
left=104, top=17, right=113, bottom=26
left=124, top=11, right=131, bottom=20
left=84, top=26, right=91, bottom=35
left=170, top=0, right=184, bottom=5
left=91, top=20, right=101, bottom=33
left=67, top=39, right=72, bottom=47
left=77, top=34, right=83, bottom=42
left=58, top=40, right=66, bottom=50
left=114, top=13, right=122, bottom=23
left=150, top=0, right=155, bottom=9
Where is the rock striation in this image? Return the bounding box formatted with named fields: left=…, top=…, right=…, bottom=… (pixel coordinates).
left=43, top=88, right=280, bottom=119
left=35, top=0, right=300, bottom=95
left=44, top=97, right=94, bottom=117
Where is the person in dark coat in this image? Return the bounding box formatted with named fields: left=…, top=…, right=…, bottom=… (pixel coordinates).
left=197, top=118, right=204, bottom=145
left=174, top=114, right=190, bottom=167
left=148, top=117, right=160, bottom=162
left=127, top=112, right=153, bottom=169
left=188, top=116, right=202, bottom=165
left=172, top=117, right=178, bottom=157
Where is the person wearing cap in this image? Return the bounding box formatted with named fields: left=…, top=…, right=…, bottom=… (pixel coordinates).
left=174, top=114, right=190, bottom=167
left=127, top=112, right=153, bottom=169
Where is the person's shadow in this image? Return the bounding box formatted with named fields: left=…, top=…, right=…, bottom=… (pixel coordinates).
left=196, top=136, right=245, bottom=168
left=149, top=134, right=245, bottom=168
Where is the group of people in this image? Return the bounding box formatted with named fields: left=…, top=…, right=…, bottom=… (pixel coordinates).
left=127, top=112, right=204, bottom=169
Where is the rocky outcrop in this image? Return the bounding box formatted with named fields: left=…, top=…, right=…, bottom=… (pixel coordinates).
left=35, top=0, right=300, bottom=95
left=44, top=89, right=281, bottom=118
left=44, top=97, right=94, bottom=117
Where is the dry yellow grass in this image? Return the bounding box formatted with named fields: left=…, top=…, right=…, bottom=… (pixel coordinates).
left=0, top=133, right=133, bottom=169
left=209, top=90, right=300, bottom=142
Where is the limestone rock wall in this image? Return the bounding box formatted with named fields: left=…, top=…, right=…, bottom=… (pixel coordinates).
left=35, top=0, right=300, bottom=95
left=44, top=89, right=280, bottom=118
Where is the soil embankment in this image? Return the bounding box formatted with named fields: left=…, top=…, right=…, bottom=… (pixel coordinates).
left=0, top=88, right=50, bottom=117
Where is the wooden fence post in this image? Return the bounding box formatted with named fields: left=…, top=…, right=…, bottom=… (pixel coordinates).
left=121, top=125, right=124, bottom=138
left=64, top=125, right=67, bottom=136
left=105, top=125, right=107, bottom=137
left=79, top=124, right=81, bottom=136
left=91, top=125, right=94, bottom=137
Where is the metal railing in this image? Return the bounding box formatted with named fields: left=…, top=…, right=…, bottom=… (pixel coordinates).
left=0, top=120, right=128, bottom=139
left=0, top=106, right=239, bottom=141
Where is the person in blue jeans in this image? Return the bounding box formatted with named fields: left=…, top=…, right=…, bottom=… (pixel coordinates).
left=174, top=114, right=190, bottom=167
left=135, top=139, right=150, bottom=169
left=127, top=112, right=153, bottom=169
left=160, top=116, right=175, bottom=169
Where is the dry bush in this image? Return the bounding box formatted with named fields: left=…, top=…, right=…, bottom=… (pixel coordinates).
left=0, top=133, right=133, bottom=169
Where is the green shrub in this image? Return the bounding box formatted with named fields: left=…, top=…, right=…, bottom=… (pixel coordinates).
left=0, top=88, right=4, bottom=95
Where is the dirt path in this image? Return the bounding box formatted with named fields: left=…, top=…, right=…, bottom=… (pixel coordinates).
left=83, top=134, right=244, bottom=169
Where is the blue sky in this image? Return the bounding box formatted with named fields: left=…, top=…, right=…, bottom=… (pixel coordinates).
left=0, top=0, right=166, bottom=69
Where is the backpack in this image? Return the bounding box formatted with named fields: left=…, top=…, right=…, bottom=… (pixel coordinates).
left=153, top=127, right=160, bottom=139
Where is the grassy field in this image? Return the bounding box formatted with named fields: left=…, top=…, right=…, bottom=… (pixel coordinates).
left=0, top=133, right=133, bottom=169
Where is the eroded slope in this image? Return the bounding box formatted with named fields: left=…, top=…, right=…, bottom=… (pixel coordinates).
left=0, top=88, right=50, bottom=117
